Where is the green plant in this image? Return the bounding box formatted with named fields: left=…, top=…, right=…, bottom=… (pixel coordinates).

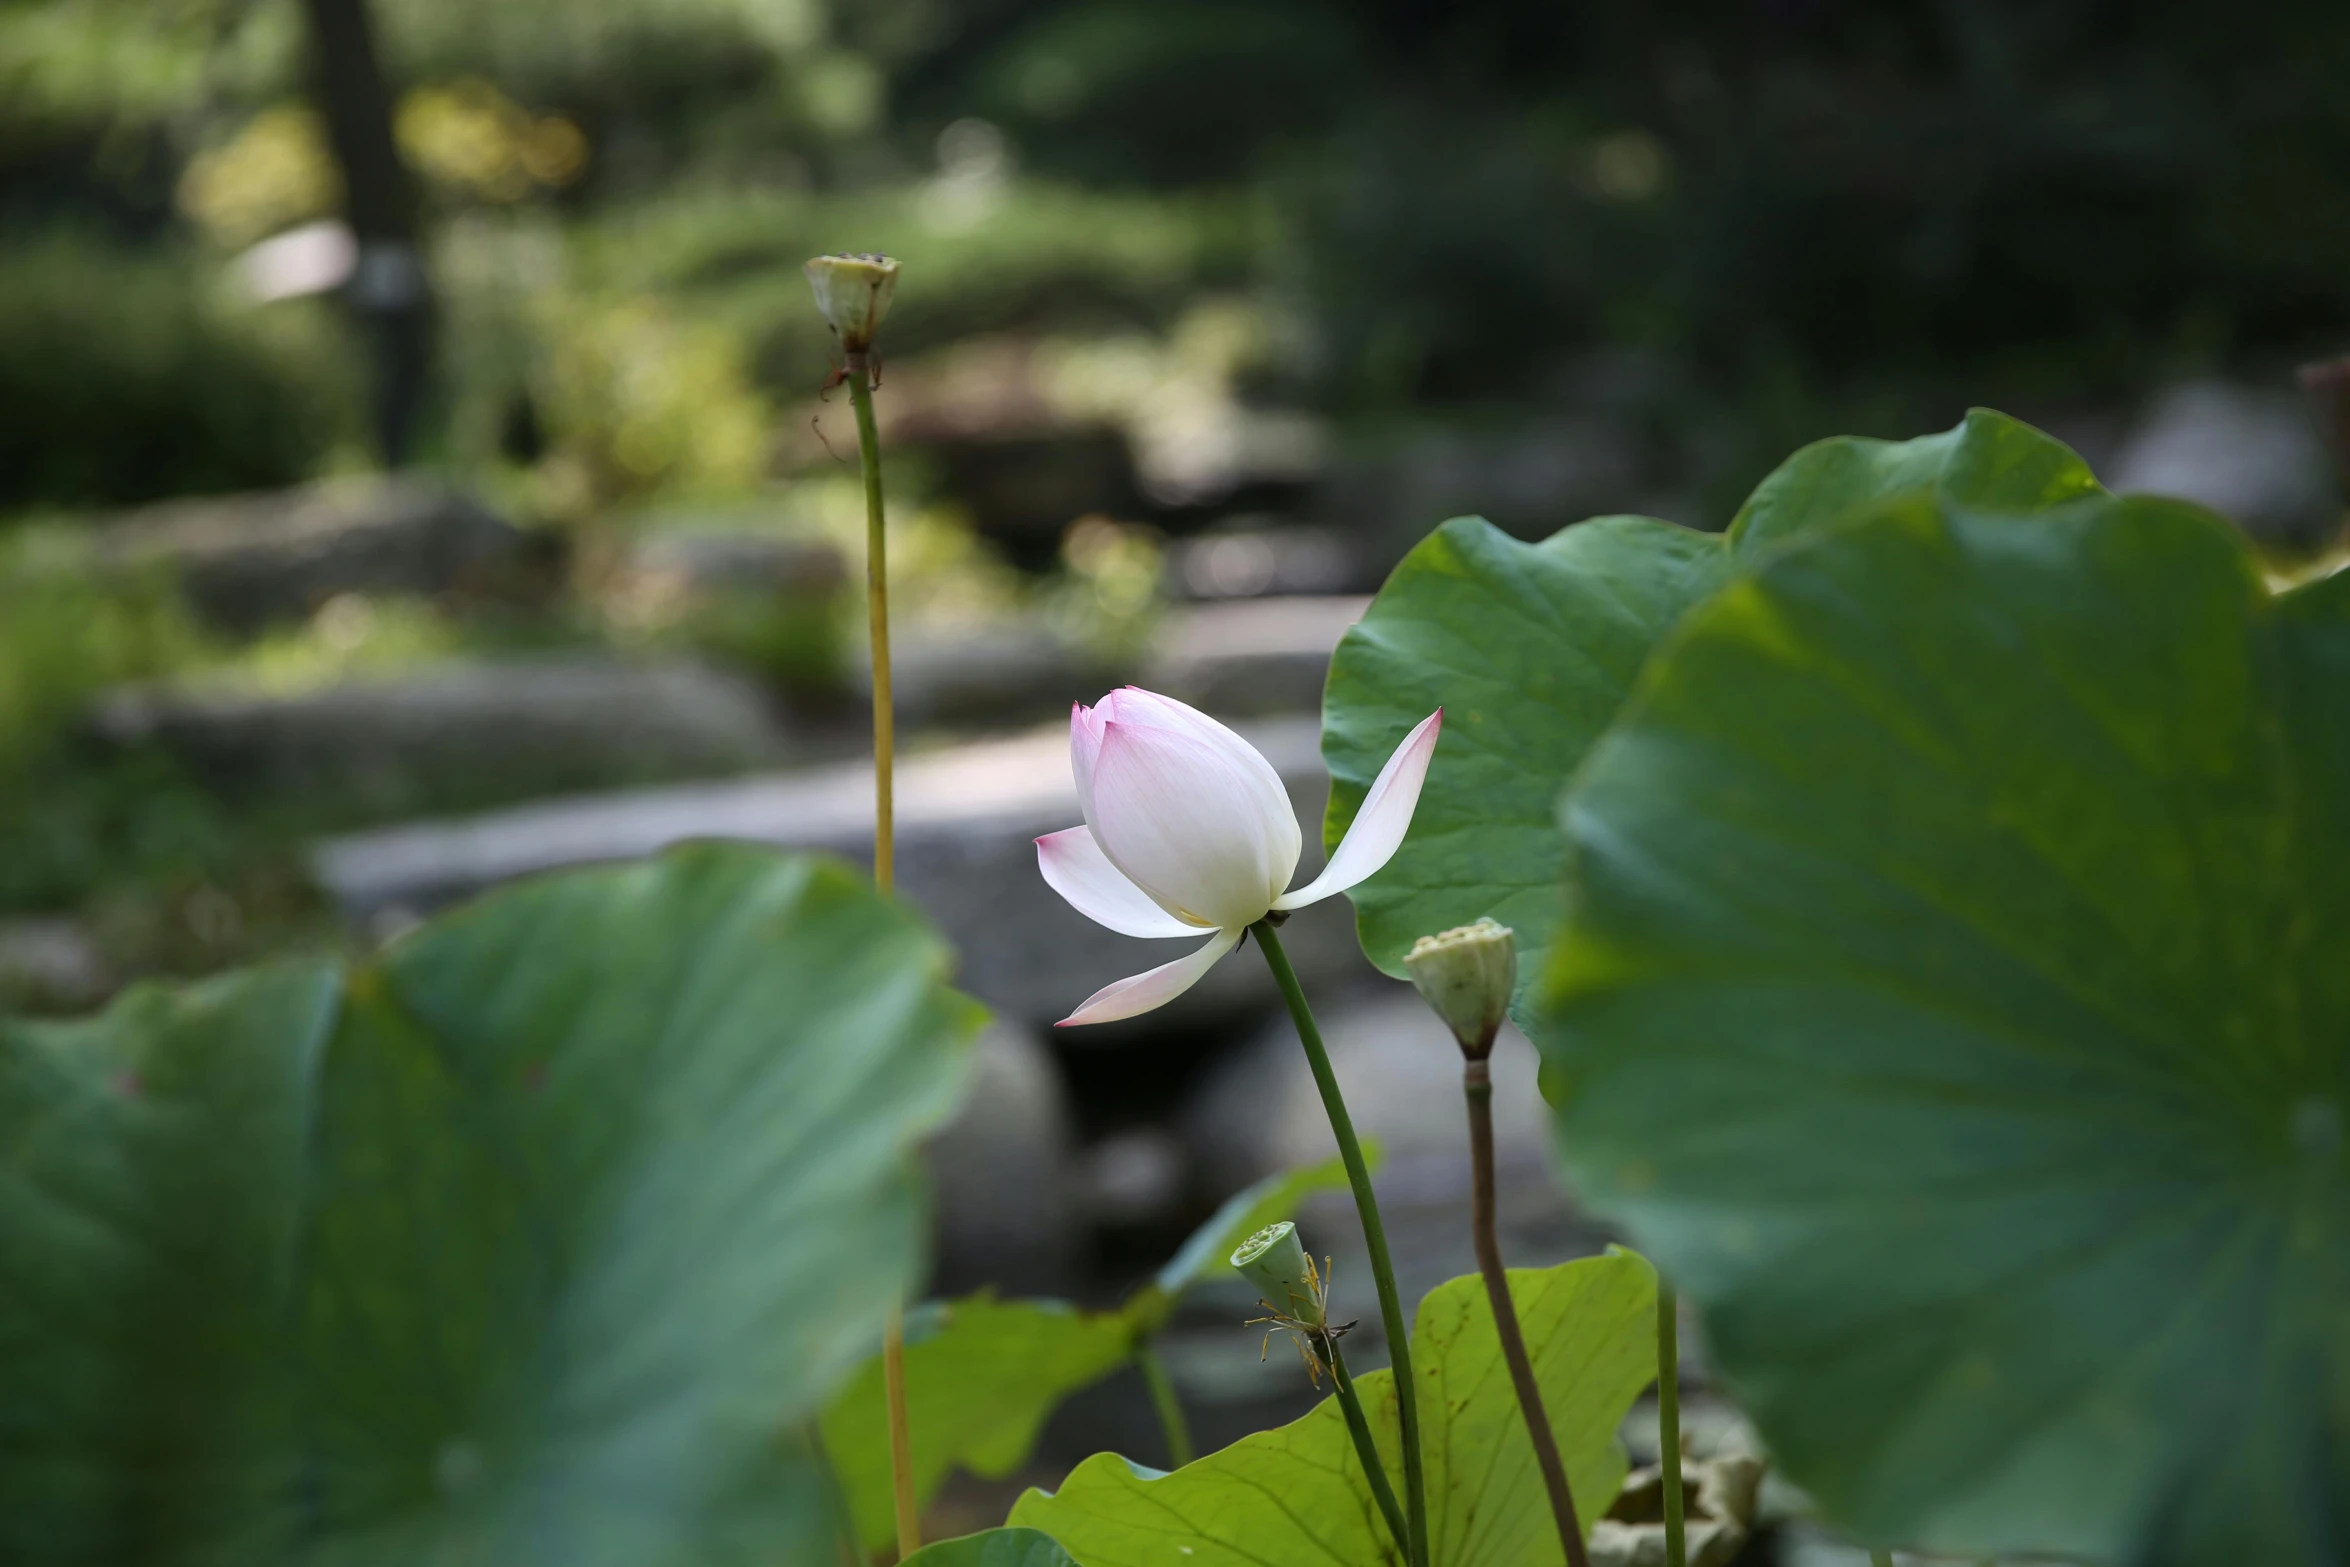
left=820, top=1154, right=1363, bottom=1553
left=1321, top=408, right=2103, bottom=1014
left=1324, top=405, right=2350, bottom=1565
left=0, top=238, right=355, bottom=511
left=1010, top=1252, right=1658, bottom=1567
left=0, top=842, right=981, bottom=1564
left=1541, top=493, right=2349, bottom=1564
left=28, top=388, right=2330, bottom=1567
left=902, top=1529, right=1078, bottom=1567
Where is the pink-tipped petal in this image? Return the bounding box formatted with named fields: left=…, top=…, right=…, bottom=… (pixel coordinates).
left=1036, top=826, right=1206, bottom=938
left=1057, top=926, right=1244, bottom=1027
left=1274, top=708, right=1443, bottom=910
left=1070, top=701, right=1109, bottom=805
left=1088, top=719, right=1293, bottom=929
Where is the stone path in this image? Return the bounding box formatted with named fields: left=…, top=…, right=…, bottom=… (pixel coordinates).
left=314, top=715, right=1378, bottom=1034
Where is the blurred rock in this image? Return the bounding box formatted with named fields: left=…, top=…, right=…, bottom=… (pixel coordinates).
left=0, top=919, right=112, bottom=1010
left=823, top=341, right=1144, bottom=564
left=617, top=531, right=845, bottom=600
left=100, top=477, right=538, bottom=631
left=1183, top=995, right=1593, bottom=1312
left=1168, top=523, right=1367, bottom=600
left=97, top=655, right=786, bottom=811
left=1078, top=1126, right=1190, bottom=1226
left=2110, top=381, right=2342, bottom=546
left=2296, top=356, right=2350, bottom=498
left=1592, top=1454, right=1766, bottom=1567
left=1141, top=596, right=1368, bottom=717
left=311, top=718, right=1378, bottom=1033
left=854, top=622, right=1106, bottom=729
left=821, top=332, right=1324, bottom=559
left=924, top=1020, right=1078, bottom=1293
left=864, top=335, right=1067, bottom=448
left=1322, top=416, right=1652, bottom=569
left=934, top=431, right=1145, bottom=567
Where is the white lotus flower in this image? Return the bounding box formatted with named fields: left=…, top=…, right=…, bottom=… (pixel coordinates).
left=1037, top=687, right=1442, bottom=1026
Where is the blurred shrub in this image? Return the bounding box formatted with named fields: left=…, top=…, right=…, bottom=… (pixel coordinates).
left=374, top=0, right=875, bottom=183
left=180, top=84, right=587, bottom=250
left=957, top=1, right=1361, bottom=186
left=175, top=104, right=340, bottom=247
left=0, top=237, right=355, bottom=510
left=528, top=292, right=774, bottom=518
left=398, top=79, right=587, bottom=203
left=574, top=180, right=1257, bottom=392
left=669, top=593, right=846, bottom=697
left=0, top=535, right=225, bottom=913
left=0, top=0, right=288, bottom=143
left=1047, top=513, right=1163, bottom=661
left=0, top=538, right=208, bottom=777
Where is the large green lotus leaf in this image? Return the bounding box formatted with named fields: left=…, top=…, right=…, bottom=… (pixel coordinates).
left=0, top=963, right=342, bottom=1563
left=1322, top=408, right=2102, bottom=1006
left=823, top=1296, right=1136, bottom=1553
left=902, top=1528, right=1080, bottom=1567
left=1539, top=496, right=2350, bottom=1565
left=1011, top=1251, right=1657, bottom=1567
left=0, top=842, right=981, bottom=1567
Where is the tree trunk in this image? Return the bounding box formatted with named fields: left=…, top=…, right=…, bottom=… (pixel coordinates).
left=298, top=0, right=432, bottom=466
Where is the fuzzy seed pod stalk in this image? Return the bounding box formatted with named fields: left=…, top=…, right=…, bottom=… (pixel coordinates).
left=1233, top=1222, right=1408, bottom=1565
left=1423, top=915, right=1588, bottom=1566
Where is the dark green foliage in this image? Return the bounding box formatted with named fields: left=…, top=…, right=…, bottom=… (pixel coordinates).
left=0, top=239, right=354, bottom=511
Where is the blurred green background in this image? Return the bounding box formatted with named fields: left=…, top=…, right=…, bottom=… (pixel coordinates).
left=5, top=0, right=2350, bottom=1005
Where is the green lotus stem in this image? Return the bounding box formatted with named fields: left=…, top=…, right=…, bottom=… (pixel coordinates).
left=1320, top=1331, right=1413, bottom=1564
left=1658, top=1278, right=1685, bottom=1567
left=810, top=251, right=910, bottom=1560
left=1136, top=1342, right=1195, bottom=1468
left=846, top=356, right=894, bottom=891
left=847, top=349, right=914, bottom=1561
left=1869, top=1553, right=1896, bottom=1567
left=1465, top=1059, right=1588, bottom=1567
left=1252, top=919, right=1429, bottom=1567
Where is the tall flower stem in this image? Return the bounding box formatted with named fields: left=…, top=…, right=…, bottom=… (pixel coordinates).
left=1135, top=1342, right=1195, bottom=1468
left=1464, top=1059, right=1589, bottom=1567
left=1251, top=919, right=1429, bottom=1567
left=1869, top=1553, right=1896, bottom=1567
left=847, top=352, right=894, bottom=887
left=847, top=346, right=915, bottom=1558
left=1657, top=1278, right=1686, bottom=1567
left=1318, top=1331, right=1412, bottom=1563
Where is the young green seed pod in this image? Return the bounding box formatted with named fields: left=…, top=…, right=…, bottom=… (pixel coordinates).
left=1404, top=917, right=1517, bottom=1058
left=803, top=252, right=899, bottom=353
left=1231, top=1220, right=1321, bottom=1326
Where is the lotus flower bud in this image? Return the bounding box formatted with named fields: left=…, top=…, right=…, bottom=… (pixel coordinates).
left=803, top=252, right=899, bottom=353
left=1038, top=689, right=1440, bottom=1027
left=1231, top=1220, right=1321, bottom=1326
left=1404, top=917, right=1516, bottom=1058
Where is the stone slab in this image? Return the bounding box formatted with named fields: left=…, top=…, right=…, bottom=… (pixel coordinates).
left=313, top=716, right=1378, bottom=1033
